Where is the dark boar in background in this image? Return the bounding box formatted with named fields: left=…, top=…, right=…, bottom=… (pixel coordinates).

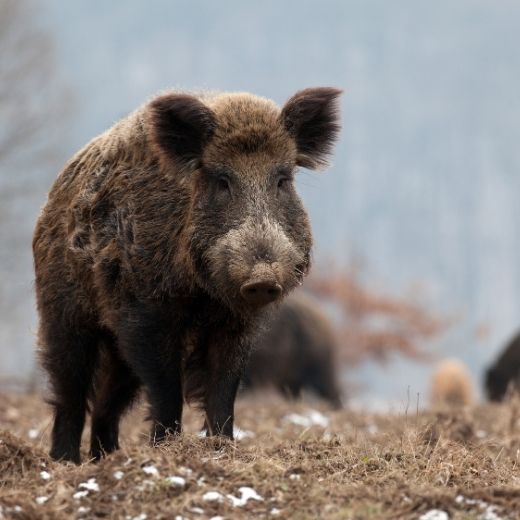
left=33, top=88, right=342, bottom=462
left=485, top=331, right=520, bottom=401
left=242, top=293, right=343, bottom=409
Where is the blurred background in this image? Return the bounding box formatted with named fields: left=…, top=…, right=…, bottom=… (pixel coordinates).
left=1, top=0, right=519, bottom=407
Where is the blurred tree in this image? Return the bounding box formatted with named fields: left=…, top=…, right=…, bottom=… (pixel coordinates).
left=0, top=0, right=71, bottom=171
left=308, top=265, right=450, bottom=365
left=0, top=0, right=72, bottom=386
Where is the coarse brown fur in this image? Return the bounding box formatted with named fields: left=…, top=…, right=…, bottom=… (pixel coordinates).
left=485, top=331, right=520, bottom=401
left=430, top=359, right=474, bottom=407
left=33, top=87, right=342, bottom=463
left=242, top=293, right=343, bottom=408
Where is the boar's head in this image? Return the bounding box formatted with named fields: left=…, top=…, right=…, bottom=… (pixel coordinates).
left=149, top=88, right=342, bottom=312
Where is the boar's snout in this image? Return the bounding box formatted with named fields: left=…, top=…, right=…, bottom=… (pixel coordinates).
left=240, top=279, right=282, bottom=307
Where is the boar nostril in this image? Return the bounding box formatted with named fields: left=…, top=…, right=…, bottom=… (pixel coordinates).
left=240, top=280, right=282, bottom=307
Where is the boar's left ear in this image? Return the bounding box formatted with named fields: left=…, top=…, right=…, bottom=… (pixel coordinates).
left=281, top=87, right=342, bottom=170
left=148, top=93, right=217, bottom=171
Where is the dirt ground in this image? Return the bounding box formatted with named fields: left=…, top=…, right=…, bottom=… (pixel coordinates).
left=1, top=392, right=520, bottom=519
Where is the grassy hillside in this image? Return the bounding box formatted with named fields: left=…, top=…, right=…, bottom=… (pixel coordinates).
left=1, top=393, right=519, bottom=519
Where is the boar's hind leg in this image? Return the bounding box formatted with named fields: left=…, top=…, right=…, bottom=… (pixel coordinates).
left=118, top=304, right=184, bottom=445
left=41, top=324, right=100, bottom=464
left=90, top=347, right=141, bottom=460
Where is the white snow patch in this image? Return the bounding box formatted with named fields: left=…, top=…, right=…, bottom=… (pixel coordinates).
left=35, top=496, right=48, bottom=505
left=28, top=429, right=39, bottom=439
left=189, top=507, right=205, bottom=514
left=289, top=473, right=301, bottom=481
left=234, top=427, right=255, bottom=440
left=283, top=410, right=330, bottom=428
left=367, top=423, right=379, bottom=435
left=113, top=470, right=124, bottom=480
left=166, top=476, right=186, bottom=488
left=142, top=464, right=159, bottom=476
left=73, top=490, right=89, bottom=500
left=40, top=470, right=51, bottom=480
left=78, top=506, right=90, bottom=514
left=203, top=491, right=225, bottom=503
left=227, top=486, right=264, bottom=507
left=179, top=466, right=193, bottom=476
left=270, top=508, right=282, bottom=516
left=209, top=517, right=224, bottom=520
left=79, top=478, right=99, bottom=492
left=455, top=495, right=503, bottom=519
left=419, top=510, right=449, bottom=520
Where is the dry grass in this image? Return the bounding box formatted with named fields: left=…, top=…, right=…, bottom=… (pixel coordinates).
left=1, top=393, right=520, bottom=519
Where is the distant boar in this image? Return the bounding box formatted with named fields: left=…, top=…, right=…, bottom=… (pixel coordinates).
left=485, top=332, right=520, bottom=401
left=430, top=359, right=474, bottom=407
left=33, top=88, right=342, bottom=462
left=242, top=293, right=342, bottom=408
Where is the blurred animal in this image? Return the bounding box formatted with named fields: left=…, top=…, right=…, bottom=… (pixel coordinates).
left=485, top=332, right=520, bottom=401
left=33, top=87, right=342, bottom=463
left=430, top=359, right=474, bottom=406
left=242, top=294, right=343, bottom=408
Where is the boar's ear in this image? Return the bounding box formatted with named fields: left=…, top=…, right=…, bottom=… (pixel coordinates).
left=281, top=87, right=342, bottom=170
left=148, top=93, right=216, bottom=171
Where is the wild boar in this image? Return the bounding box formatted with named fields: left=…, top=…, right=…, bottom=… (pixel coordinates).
left=242, top=293, right=342, bottom=408
left=485, top=331, right=520, bottom=401
left=430, top=358, right=474, bottom=407
left=33, top=87, right=342, bottom=462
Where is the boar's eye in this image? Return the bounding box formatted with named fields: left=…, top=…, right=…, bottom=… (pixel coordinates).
left=216, top=175, right=231, bottom=195
left=275, top=167, right=293, bottom=193
left=277, top=177, right=290, bottom=189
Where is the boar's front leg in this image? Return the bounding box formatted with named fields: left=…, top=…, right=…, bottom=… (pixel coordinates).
left=118, top=302, right=183, bottom=444
left=204, top=334, right=250, bottom=438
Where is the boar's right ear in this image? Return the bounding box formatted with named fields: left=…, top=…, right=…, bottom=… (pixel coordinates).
left=148, top=93, right=216, bottom=171
left=281, top=87, right=342, bottom=170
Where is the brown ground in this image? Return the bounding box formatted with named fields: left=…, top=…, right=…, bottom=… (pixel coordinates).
left=1, top=392, right=520, bottom=519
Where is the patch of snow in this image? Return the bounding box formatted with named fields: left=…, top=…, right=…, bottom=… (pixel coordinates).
left=166, top=476, right=186, bottom=488
left=35, top=496, right=48, bottom=505
left=270, top=508, right=282, bottom=516
left=283, top=410, right=330, bottom=428
left=79, top=478, right=99, bottom=492
left=234, top=427, right=255, bottom=440
left=203, top=491, right=225, bottom=502
left=73, top=490, right=89, bottom=500
left=367, top=423, right=379, bottom=434
left=78, top=507, right=90, bottom=514
left=419, top=510, right=449, bottom=520
left=209, top=517, right=224, bottom=520
left=142, top=465, right=159, bottom=476
left=178, top=466, right=193, bottom=476
left=40, top=470, right=51, bottom=480
left=289, top=474, right=301, bottom=481
left=131, top=515, right=147, bottom=520
left=113, top=470, right=124, bottom=480
left=197, top=476, right=206, bottom=486
left=28, top=428, right=39, bottom=439
left=189, top=507, right=205, bottom=515
left=227, top=486, right=264, bottom=507
left=480, top=506, right=503, bottom=520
